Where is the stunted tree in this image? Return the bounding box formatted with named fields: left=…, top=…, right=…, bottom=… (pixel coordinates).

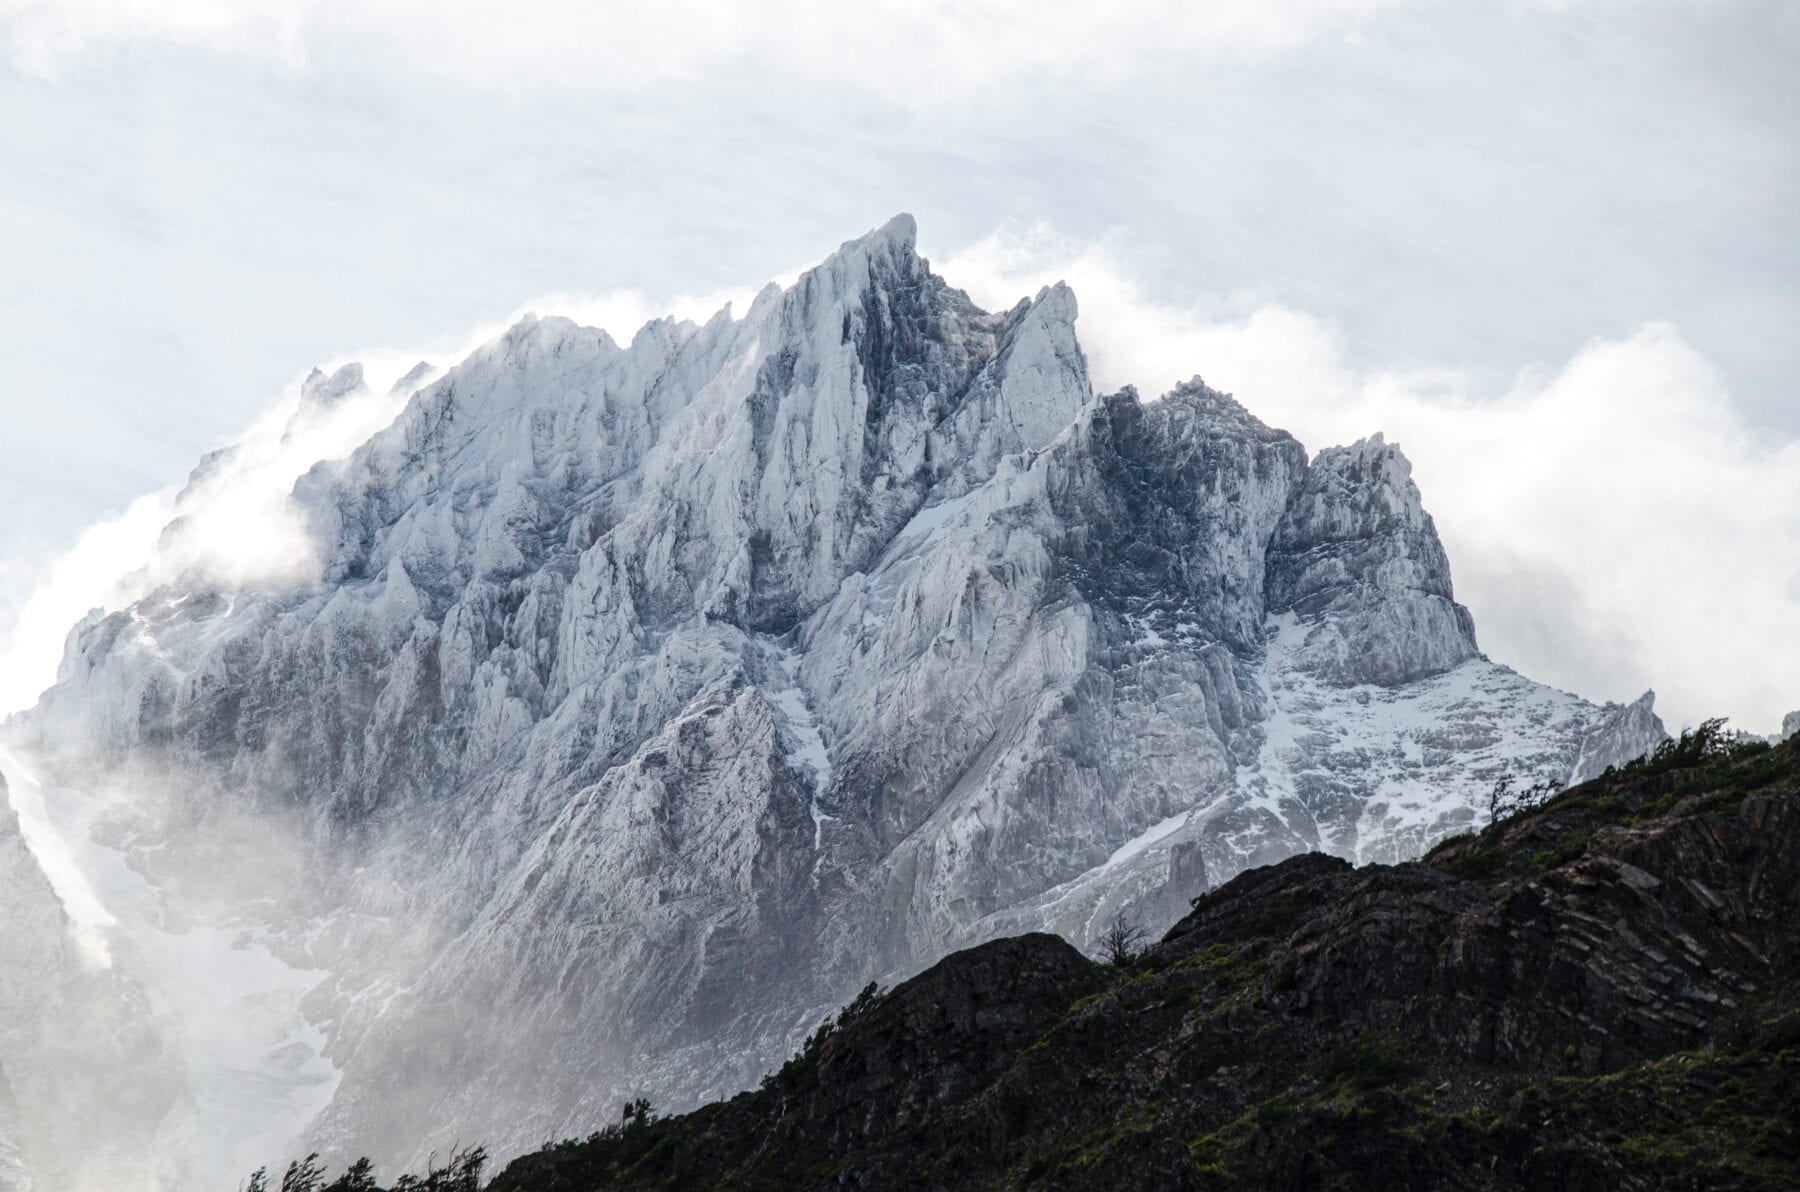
left=281, top=1154, right=327, bottom=1192
left=247, top=1147, right=485, bottom=1192
left=1487, top=774, right=1560, bottom=825
left=621, top=1097, right=656, bottom=1130
left=392, top=1146, right=486, bottom=1192
left=1486, top=775, right=1515, bottom=824
left=1099, top=914, right=1147, bottom=968
left=323, top=1158, right=380, bottom=1192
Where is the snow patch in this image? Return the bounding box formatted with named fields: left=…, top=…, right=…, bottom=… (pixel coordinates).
left=764, top=643, right=835, bottom=846
left=1101, top=808, right=1191, bottom=872
left=889, top=489, right=978, bottom=552
left=1229, top=612, right=1637, bottom=866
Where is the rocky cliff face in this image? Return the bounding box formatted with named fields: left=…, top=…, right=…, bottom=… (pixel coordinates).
left=5, top=216, right=1664, bottom=1172
left=1263, top=432, right=1478, bottom=688
left=480, top=731, right=1800, bottom=1192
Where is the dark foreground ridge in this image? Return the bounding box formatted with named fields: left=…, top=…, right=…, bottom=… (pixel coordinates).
left=283, top=727, right=1800, bottom=1190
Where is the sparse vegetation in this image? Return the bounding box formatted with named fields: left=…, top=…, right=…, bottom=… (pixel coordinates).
left=1097, top=913, right=1147, bottom=968
left=243, top=1149, right=484, bottom=1192
left=1429, top=714, right=1796, bottom=886
left=1319, top=1031, right=1418, bottom=1093
left=257, top=727, right=1799, bottom=1190
left=1486, top=773, right=1559, bottom=823
left=1609, top=716, right=1765, bottom=780
left=761, top=980, right=884, bottom=1091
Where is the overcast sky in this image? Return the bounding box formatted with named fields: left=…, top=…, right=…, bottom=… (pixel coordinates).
left=1, top=0, right=1796, bottom=731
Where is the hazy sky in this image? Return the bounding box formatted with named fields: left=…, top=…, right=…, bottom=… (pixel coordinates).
left=1, top=0, right=1796, bottom=731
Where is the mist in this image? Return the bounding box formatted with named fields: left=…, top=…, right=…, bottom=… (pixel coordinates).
left=0, top=0, right=1793, bottom=1187
left=0, top=224, right=1790, bottom=1191
left=0, top=359, right=438, bottom=1189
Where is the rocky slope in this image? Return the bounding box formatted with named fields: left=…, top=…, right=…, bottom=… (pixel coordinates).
left=3, top=216, right=1663, bottom=1173
left=474, top=726, right=1800, bottom=1191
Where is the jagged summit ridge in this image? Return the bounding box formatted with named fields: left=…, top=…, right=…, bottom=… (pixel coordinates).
left=301, top=363, right=369, bottom=408
left=6, top=216, right=1663, bottom=1174
left=1265, top=431, right=1479, bottom=688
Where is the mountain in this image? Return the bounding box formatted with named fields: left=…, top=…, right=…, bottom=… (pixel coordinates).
left=472, top=726, right=1799, bottom=1191
left=2, top=215, right=1663, bottom=1176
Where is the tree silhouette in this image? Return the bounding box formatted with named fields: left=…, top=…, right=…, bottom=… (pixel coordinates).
left=1099, top=914, right=1147, bottom=967
left=322, top=1158, right=379, bottom=1192
left=281, top=1153, right=327, bottom=1192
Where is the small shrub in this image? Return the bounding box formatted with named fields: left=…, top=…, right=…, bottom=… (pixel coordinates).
left=1320, top=1032, right=1417, bottom=1092
left=764, top=981, right=886, bottom=1088
left=1488, top=774, right=1559, bottom=825
left=1616, top=718, right=1753, bottom=780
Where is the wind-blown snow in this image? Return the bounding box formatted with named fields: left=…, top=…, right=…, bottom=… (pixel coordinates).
left=0, top=748, right=339, bottom=1190
left=0, top=748, right=116, bottom=967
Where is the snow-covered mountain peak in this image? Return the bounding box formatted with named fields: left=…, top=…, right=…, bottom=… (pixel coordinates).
left=387, top=361, right=439, bottom=397
left=300, top=363, right=369, bottom=409
left=1026, top=277, right=1077, bottom=319
left=0, top=216, right=1667, bottom=1179
left=846, top=210, right=919, bottom=254
left=1135, top=375, right=1296, bottom=443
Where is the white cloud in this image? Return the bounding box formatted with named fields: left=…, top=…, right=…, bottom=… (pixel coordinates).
left=0, top=0, right=1405, bottom=94
left=938, top=225, right=1800, bottom=735
left=0, top=374, right=411, bottom=716
left=0, top=490, right=174, bottom=719
left=0, top=281, right=767, bottom=718
left=4, top=223, right=1793, bottom=739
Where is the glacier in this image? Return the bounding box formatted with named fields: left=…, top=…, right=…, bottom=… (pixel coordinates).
left=0, top=214, right=1665, bottom=1183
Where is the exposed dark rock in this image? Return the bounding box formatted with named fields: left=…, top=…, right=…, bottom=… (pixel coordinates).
left=477, top=730, right=1800, bottom=1191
